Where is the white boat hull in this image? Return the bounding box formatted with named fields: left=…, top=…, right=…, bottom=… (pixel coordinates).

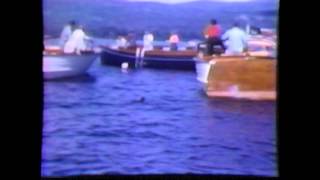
left=194, top=58, right=212, bottom=85
left=43, top=54, right=97, bottom=80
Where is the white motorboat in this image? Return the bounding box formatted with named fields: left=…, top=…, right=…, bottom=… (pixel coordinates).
left=43, top=46, right=98, bottom=80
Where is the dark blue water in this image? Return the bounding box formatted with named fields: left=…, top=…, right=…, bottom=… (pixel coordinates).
left=42, top=58, right=277, bottom=177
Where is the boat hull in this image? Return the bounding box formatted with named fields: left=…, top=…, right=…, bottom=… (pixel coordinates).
left=195, top=56, right=276, bottom=101
left=206, top=91, right=276, bottom=101
left=195, top=59, right=212, bottom=84
left=100, top=47, right=196, bottom=70
left=43, top=54, right=97, bottom=80
left=100, top=48, right=138, bottom=68
left=143, top=56, right=195, bottom=70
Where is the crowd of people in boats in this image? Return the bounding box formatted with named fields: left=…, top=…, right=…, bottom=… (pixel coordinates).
left=56, top=19, right=274, bottom=56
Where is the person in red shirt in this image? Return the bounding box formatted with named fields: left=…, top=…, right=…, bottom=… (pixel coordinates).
left=203, top=19, right=225, bottom=55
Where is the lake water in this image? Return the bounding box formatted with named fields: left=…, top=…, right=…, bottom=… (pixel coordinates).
left=42, top=58, right=277, bottom=177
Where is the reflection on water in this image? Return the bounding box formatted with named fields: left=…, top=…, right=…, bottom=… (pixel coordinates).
left=42, top=59, right=277, bottom=177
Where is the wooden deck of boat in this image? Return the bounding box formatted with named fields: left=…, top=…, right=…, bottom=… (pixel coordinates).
left=144, top=49, right=197, bottom=58
left=199, top=55, right=275, bottom=62
left=102, top=46, right=197, bottom=57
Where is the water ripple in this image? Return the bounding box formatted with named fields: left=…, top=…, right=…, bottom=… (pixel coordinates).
left=42, top=65, right=277, bottom=177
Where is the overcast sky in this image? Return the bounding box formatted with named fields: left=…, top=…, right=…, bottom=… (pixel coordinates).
left=126, top=0, right=260, bottom=4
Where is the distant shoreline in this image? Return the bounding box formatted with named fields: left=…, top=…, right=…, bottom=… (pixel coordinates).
left=43, top=0, right=278, bottom=39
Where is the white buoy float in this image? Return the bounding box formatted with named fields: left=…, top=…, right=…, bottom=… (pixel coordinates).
left=121, top=62, right=129, bottom=73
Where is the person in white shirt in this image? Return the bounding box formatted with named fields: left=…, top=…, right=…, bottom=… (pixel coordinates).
left=143, top=31, right=154, bottom=51
left=59, top=21, right=76, bottom=48
left=63, top=25, right=91, bottom=54
left=116, top=36, right=128, bottom=48
left=222, top=23, right=248, bottom=55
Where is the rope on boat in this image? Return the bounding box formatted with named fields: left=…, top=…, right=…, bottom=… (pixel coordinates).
left=136, top=48, right=146, bottom=68
left=140, top=48, right=145, bottom=68
left=135, top=48, right=141, bottom=68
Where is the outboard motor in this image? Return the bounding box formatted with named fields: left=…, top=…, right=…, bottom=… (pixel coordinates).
left=197, top=42, right=224, bottom=56
left=197, top=42, right=208, bottom=55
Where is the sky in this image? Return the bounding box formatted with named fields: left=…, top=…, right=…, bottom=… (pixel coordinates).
left=126, top=0, right=257, bottom=4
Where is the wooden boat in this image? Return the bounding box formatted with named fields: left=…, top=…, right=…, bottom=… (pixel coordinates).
left=195, top=37, right=276, bottom=85
left=195, top=55, right=276, bottom=101
left=100, top=46, right=197, bottom=70
left=100, top=47, right=140, bottom=68
left=43, top=46, right=97, bottom=80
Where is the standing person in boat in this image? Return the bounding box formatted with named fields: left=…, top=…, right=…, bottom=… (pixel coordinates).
left=59, top=20, right=76, bottom=48
left=63, top=25, right=92, bottom=54
left=143, top=31, right=154, bottom=51
left=221, top=22, right=248, bottom=55
left=203, top=19, right=225, bottom=55
left=126, top=33, right=137, bottom=49
left=168, top=31, right=180, bottom=51
left=116, top=35, right=128, bottom=49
